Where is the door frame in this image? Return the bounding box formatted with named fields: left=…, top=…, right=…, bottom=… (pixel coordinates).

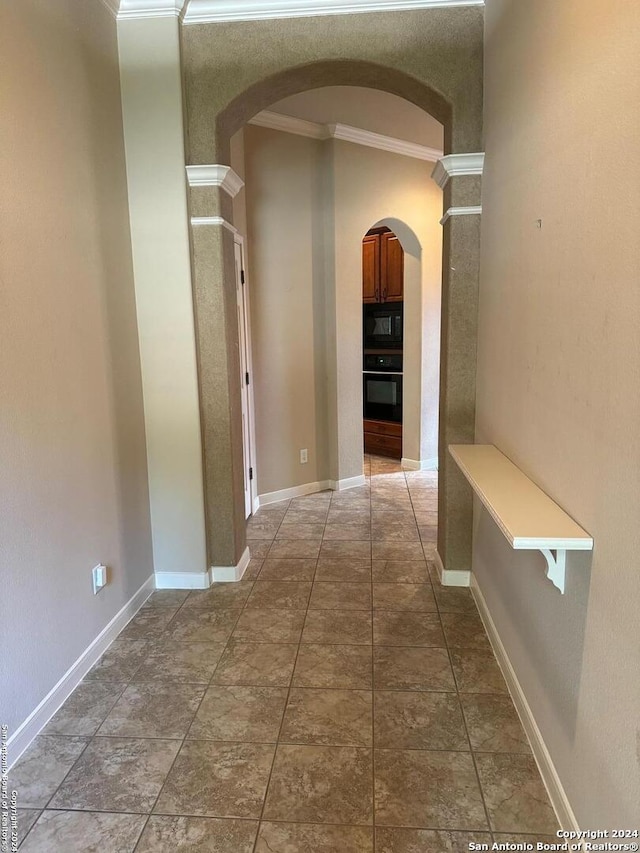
left=233, top=233, right=259, bottom=516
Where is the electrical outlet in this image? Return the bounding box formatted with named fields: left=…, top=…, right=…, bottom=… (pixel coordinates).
left=300, top=449, right=308, bottom=464
left=92, top=564, right=108, bottom=595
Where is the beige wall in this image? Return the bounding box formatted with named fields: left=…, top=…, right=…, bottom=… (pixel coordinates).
left=242, top=126, right=331, bottom=494
left=118, top=17, right=207, bottom=576
left=242, top=119, right=442, bottom=495
left=0, top=0, right=153, bottom=737
left=477, top=0, right=640, bottom=825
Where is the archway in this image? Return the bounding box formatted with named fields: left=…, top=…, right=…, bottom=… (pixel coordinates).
left=362, top=217, right=438, bottom=473
left=181, top=18, right=483, bottom=584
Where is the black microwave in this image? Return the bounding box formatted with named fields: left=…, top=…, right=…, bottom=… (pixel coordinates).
left=363, top=303, right=403, bottom=349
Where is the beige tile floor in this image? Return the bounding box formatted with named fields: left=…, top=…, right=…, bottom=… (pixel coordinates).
left=10, top=455, right=559, bottom=852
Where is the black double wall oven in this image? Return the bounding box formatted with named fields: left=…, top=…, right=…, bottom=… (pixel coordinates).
left=363, top=353, right=403, bottom=423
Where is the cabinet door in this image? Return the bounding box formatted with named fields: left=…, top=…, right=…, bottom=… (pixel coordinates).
left=362, top=234, right=380, bottom=303
left=381, top=232, right=404, bottom=302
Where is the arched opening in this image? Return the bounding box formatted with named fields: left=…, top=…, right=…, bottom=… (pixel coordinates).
left=183, top=45, right=482, bottom=583
left=362, top=217, right=438, bottom=474
left=362, top=224, right=407, bottom=461
left=234, top=89, right=442, bottom=517
left=211, top=60, right=452, bottom=164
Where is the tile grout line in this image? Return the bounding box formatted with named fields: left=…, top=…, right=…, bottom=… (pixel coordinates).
left=131, top=591, right=248, bottom=852
left=220, top=517, right=292, bottom=853
left=151, top=560, right=271, bottom=851
left=146, top=578, right=264, bottom=844
left=19, top=461, right=544, bottom=846
left=19, top=805, right=524, bottom=832
left=25, top=604, right=197, bottom=824
left=440, top=586, right=495, bottom=836
left=369, top=461, right=377, bottom=833
left=250, top=486, right=328, bottom=850
left=21, top=593, right=193, bottom=846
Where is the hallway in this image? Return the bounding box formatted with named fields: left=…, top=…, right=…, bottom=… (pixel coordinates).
left=10, top=457, right=558, bottom=851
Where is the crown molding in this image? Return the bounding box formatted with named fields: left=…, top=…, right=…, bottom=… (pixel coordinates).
left=330, top=123, right=442, bottom=162
left=117, top=0, right=187, bottom=19
left=431, top=152, right=485, bottom=188
left=249, top=111, right=443, bottom=163
left=183, top=0, right=483, bottom=24
left=439, top=205, right=482, bottom=225
left=249, top=111, right=328, bottom=140
left=185, top=165, right=245, bottom=197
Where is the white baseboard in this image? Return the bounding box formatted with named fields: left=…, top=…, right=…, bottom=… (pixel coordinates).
left=432, top=549, right=471, bottom=587
left=257, top=475, right=366, bottom=507
left=470, top=573, right=579, bottom=832
left=401, top=457, right=420, bottom=471
left=155, top=571, right=210, bottom=589
left=258, top=479, right=333, bottom=506
left=401, top=456, right=438, bottom=471
left=211, top=546, right=251, bottom=582
left=7, top=574, right=155, bottom=770
left=155, top=547, right=252, bottom=587
left=330, top=474, right=366, bottom=491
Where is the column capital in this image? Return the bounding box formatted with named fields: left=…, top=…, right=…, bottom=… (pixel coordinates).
left=431, top=152, right=485, bottom=188
left=185, top=164, right=244, bottom=197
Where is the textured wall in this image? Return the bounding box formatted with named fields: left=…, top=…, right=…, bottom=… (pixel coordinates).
left=182, top=7, right=483, bottom=161
left=0, top=0, right=153, bottom=735
left=477, top=0, right=640, bottom=825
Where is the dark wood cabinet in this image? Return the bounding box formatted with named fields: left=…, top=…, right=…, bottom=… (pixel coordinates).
left=362, top=234, right=380, bottom=303
left=362, top=227, right=404, bottom=303
left=381, top=232, right=404, bottom=302
left=363, top=418, right=402, bottom=459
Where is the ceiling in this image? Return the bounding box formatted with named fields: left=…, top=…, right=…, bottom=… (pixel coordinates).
left=265, top=87, right=444, bottom=150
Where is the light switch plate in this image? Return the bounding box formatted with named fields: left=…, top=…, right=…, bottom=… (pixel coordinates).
left=92, top=564, right=108, bottom=595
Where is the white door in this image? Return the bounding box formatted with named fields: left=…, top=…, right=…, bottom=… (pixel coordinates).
left=234, top=238, right=256, bottom=518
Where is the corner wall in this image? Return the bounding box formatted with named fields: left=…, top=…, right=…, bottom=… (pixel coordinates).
left=118, top=16, right=207, bottom=577
left=476, top=0, right=640, bottom=824
left=0, top=0, right=153, bottom=738
left=243, top=126, right=331, bottom=495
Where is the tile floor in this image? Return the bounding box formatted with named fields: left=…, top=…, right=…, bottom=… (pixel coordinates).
left=10, top=455, right=559, bottom=852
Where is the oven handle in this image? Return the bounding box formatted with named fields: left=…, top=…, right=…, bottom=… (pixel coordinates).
left=362, top=371, right=403, bottom=376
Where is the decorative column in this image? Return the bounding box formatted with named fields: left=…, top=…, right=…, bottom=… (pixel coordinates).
left=431, top=153, right=485, bottom=585
left=185, top=165, right=250, bottom=581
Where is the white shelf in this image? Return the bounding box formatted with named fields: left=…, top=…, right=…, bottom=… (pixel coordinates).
left=449, top=444, right=593, bottom=593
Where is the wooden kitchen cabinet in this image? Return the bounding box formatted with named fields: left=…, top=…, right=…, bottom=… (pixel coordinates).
left=381, top=231, right=404, bottom=302
left=362, top=233, right=380, bottom=303
left=363, top=418, right=402, bottom=459
left=362, top=227, right=403, bottom=303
